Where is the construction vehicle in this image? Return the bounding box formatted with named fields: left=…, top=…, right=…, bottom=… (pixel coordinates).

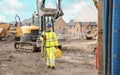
left=14, top=15, right=40, bottom=52
left=0, top=23, right=16, bottom=41
left=14, top=0, right=63, bottom=52
left=85, top=0, right=98, bottom=40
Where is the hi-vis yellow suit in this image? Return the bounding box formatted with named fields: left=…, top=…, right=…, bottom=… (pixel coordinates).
left=40, top=31, right=58, bottom=67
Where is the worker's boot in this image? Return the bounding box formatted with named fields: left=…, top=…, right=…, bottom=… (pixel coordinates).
left=46, top=60, right=50, bottom=68
left=51, top=66, right=55, bottom=69
left=48, top=65, right=51, bottom=68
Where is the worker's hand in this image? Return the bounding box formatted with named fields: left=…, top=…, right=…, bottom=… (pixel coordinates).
left=41, top=43, right=43, bottom=47
left=43, top=36, right=46, bottom=41
left=55, top=46, right=58, bottom=49
left=41, top=35, right=46, bottom=41
left=57, top=45, right=62, bottom=49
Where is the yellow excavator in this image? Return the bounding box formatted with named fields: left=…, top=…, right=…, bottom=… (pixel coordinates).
left=14, top=0, right=63, bottom=52
left=14, top=15, right=40, bottom=52
left=0, top=23, right=16, bottom=41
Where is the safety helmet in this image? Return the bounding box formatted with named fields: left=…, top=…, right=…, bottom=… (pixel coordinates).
left=46, top=23, right=52, bottom=27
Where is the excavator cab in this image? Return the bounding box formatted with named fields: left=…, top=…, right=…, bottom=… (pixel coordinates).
left=32, top=11, right=39, bottom=26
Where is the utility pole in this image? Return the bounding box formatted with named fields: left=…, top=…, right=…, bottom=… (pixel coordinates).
left=98, top=0, right=103, bottom=75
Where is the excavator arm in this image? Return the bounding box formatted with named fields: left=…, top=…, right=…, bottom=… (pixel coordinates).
left=15, top=15, right=22, bottom=27
left=37, top=0, right=64, bottom=32
left=37, top=0, right=63, bottom=18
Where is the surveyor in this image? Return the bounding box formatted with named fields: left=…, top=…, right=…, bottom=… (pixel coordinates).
left=40, top=23, right=58, bottom=69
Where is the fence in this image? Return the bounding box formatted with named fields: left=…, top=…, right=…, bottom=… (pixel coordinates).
left=57, top=33, right=86, bottom=40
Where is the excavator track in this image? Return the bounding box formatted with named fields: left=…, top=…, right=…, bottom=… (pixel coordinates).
left=14, top=41, right=40, bottom=52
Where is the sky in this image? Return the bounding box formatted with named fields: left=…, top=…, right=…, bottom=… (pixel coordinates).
left=0, top=0, right=96, bottom=23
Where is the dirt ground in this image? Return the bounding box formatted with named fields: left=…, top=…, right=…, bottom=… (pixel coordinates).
left=0, top=40, right=98, bottom=75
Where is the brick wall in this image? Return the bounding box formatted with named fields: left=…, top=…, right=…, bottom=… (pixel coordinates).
left=54, top=18, right=67, bottom=34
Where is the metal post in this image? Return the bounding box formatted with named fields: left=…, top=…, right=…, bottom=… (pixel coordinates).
left=51, top=18, right=54, bottom=32
left=56, top=0, right=61, bottom=10
left=107, top=1, right=113, bottom=75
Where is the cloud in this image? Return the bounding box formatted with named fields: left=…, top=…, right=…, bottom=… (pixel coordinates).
left=64, top=1, right=87, bottom=14
left=63, top=1, right=93, bottom=23
left=0, top=15, right=6, bottom=22
left=0, top=0, right=24, bottom=15
left=45, top=0, right=56, bottom=8
left=46, top=2, right=55, bottom=8
left=74, top=5, right=98, bottom=22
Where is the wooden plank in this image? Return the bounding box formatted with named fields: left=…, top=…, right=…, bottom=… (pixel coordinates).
left=98, top=0, right=103, bottom=75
